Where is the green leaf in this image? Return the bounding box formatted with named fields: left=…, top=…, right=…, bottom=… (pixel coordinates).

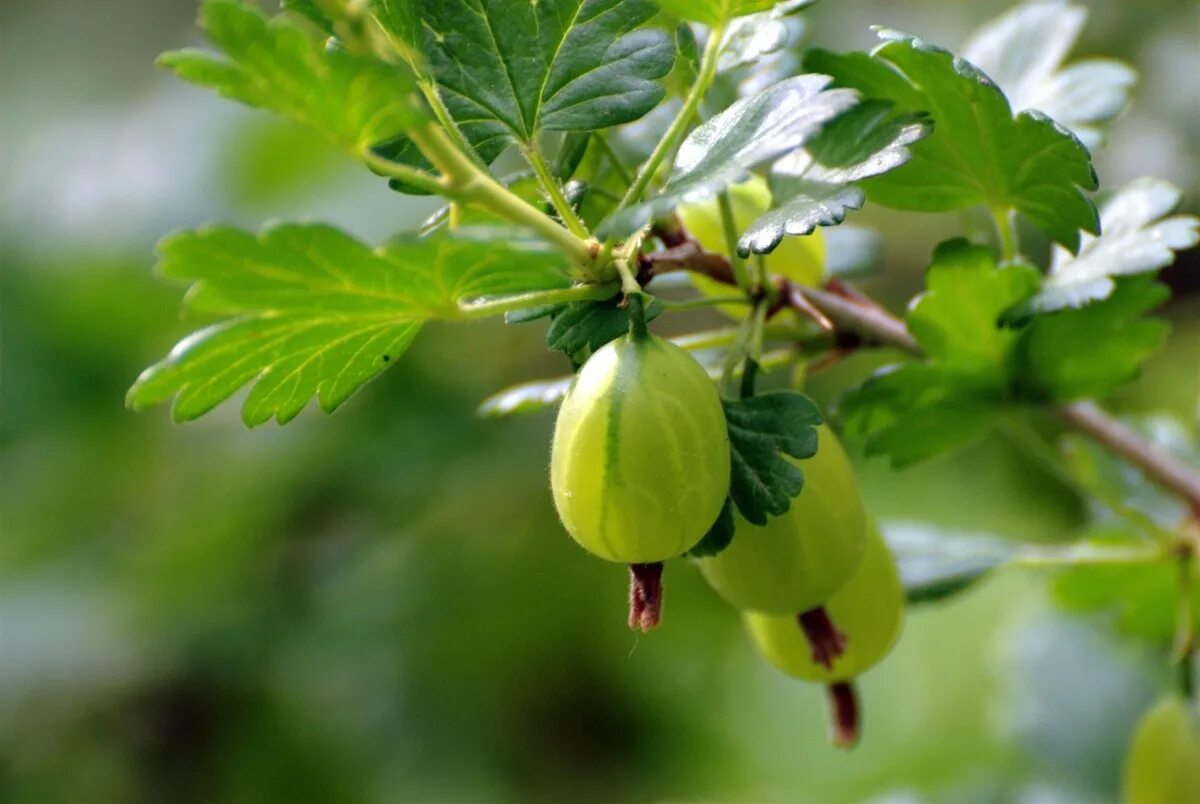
left=723, top=391, right=822, bottom=525
left=961, top=0, right=1135, bottom=149
left=738, top=102, right=930, bottom=255
left=281, top=0, right=333, bottom=32
left=600, top=74, right=858, bottom=238
left=411, top=0, right=673, bottom=146
left=545, top=296, right=664, bottom=362
left=1032, top=178, right=1199, bottom=312
left=907, top=239, right=1040, bottom=377
left=1051, top=530, right=1192, bottom=642
left=159, top=0, right=425, bottom=154
left=687, top=497, right=736, bottom=558
left=807, top=30, right=1099, bottom=252
left=1018, top=277, right=1170, bottom=402
left=477, top=376, right=572, bottom=418
left=651, top=0, right=775, bottom=25
left=128, top=224, right=571, bottom=425
left=882, top=521, right=1019, bottom=604
left=838, top=239, right=1038, bottom=466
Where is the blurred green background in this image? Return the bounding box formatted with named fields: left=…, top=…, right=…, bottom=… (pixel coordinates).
left=2, top=1, right=1198, bottom=801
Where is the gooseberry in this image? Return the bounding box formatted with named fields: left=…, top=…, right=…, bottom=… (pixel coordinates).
left=1123, top=695, right=1200, bottom=804
left=694, top=425, right=868, bottom=615
left=550, top=331, right=730, bottom=565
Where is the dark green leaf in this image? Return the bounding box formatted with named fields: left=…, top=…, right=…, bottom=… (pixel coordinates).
left=723, top=391, right=823, bottom=525
left=281, top=0, right=333, bottom=32
left=882, top=522, right=1019, bottom=604
left=411, top=0, right=673, bottom=146
left=687, top=497, right=736, bottom=558
left=128, top=225, right=571, bottom=425
left=739, top=181, right=864, bottom=255
left=1018, top=278, right=1170, bottom=402
left=806, top=31, right=1099, bottom=252
left=553, top=133, right=593, bottom=182
left=600, top=74, right=857, bottom=238
left=160, top=0, right=425, bottom=154
left=546, top=296, right=663, bottom=360
left=1033, top=178, right=1199, bottom=312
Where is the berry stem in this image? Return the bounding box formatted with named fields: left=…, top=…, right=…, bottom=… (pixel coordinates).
left=628, top=562, right=664, bottom=631
left=797, top=606, right=847, bottom=670
left=826, top=682, right=860, bottom=749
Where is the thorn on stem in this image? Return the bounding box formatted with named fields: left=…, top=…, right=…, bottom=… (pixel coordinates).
left=628, top=562, right=664, bottom=632
left=797, top=606, right=847, bottom=670
left=826, top=681, right=860, bottom=749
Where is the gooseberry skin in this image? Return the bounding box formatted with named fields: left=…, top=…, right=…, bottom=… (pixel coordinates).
left=677, top=175, right=825, bottom=294
left=550, top=333, right=730, bottom=563
left=694, top=426, right=867, bottom=614
left=1123, top=695, right=1200, bottom=804
left=744, top=524, right=904, bottom=683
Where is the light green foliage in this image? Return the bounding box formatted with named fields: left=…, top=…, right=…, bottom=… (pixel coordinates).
left=128, top=224, right=571, bottom=424
left=807, top=31, right=1099, bottom=251
left=550, top=335, right=730, bottom=562
left=650, top=0, right=778, bottom=25
left=840, top=239, right=1039, bottom=465
left=160, top=0, right=426, bottom=154
left=1019, top=278, right=1170, bottom=401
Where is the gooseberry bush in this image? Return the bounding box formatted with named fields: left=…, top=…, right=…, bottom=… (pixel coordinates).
left=131, top=0, right=1200, bottom=766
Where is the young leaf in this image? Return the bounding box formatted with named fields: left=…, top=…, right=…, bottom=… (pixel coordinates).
left=1051, top=530, right=1192, bottom=642
left=1018, top=277, right=1170, bottom=401
left=128, top=224, right=571, bottom=425
left=961, top=0, right=1136, bottom=149
left=545, top=296, right=664, bottom=361
left=740, top=101, right=931, bottom=255
left=1032, top=178, right=1200, bottom=312
left=882, top=521, right=1019, bottom=604
left=839, top=240, right=1039, bottom=465
left=159, top=0, right=425, bottom=155
left=807, top=30, right=1099, bottom=252
left=723, top=391, right=822, bottom=525
left=650, top=0, right=777, bottom=26
left=600, top=74, right=858, bottom=238
left=687, top=497, right=736, bottom=558
left=411, top=0, right=673, bottom=146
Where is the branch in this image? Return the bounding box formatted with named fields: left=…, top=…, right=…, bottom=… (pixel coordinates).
left=641, top=235, right=1200, bottom=515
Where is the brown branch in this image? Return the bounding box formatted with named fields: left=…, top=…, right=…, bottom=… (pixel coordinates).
left=639, top=232, right=1200, bottom=516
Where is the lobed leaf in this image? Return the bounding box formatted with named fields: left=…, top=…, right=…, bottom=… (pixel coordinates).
left=687, top=497, right=736, bottom=558
left=807, top=30, right=1099, bottom=252
left=740, top=101, right=930, bottom=255
left=600, top=74, right=858, bottom=238
left=1018, top=277, right=1170, bottom=402
left=129, top=224, right=571, bottom=425
left=718, top=0, right=815, bottom=72
left=159, top=0, right=426, bottom=154
left=723, top=391, right=823, bottom=525
left=1033, top=178, right=1199, bottom=312
left=961, top=0, right=1135, bottom=149
left=545, top=296, right=663, bottom=362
